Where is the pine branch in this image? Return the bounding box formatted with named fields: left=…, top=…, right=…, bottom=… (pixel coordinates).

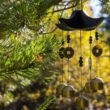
left=0, top=33, right=60, bottom=85
left=0, top=0, right=63, bottom=33
left=37, top=96, right=56, bottom=110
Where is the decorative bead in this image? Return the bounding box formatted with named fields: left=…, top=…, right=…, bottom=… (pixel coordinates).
left=89, top=36, right=92, bottom=44
left=62, top=85, right=76, bottom=98
left=64, top=47, right=74, bottom=59
left=59, top=47, right=65, bottom=59
left=67, top=35, right=71, bottom=43
left=95, top=32, right=99, bottom=40
left=79, top=56, right=83, bottom=67
left=92, top=45, right=103, bottom=57
left=80, top=56, right=83, bottom=60
left=74, top=96, right=89, bottom=109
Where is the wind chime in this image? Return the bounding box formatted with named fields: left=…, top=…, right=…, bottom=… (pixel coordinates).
left=56, top=0, right=104, bottom=109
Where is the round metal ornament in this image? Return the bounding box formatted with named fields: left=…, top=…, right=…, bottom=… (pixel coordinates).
left=64, top=47, right=74, bottom=59
left=92, top=45, right=103, bottom=57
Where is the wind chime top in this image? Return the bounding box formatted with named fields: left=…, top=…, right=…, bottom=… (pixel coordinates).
left=56, top=10, right=104, bottom=31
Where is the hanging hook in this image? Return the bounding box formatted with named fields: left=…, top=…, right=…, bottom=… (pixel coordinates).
left=81, top=0, right=83, bottom=10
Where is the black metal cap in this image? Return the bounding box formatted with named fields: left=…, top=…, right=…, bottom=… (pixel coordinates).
left=56, top=10, right=104, bottom=31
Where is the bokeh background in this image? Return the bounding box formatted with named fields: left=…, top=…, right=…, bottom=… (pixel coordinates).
left=0, top=0, right=110, bottom=110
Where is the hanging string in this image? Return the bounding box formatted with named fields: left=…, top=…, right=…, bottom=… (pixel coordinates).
left=80, top=61, right=83, bottom=96
left=98, top=57, right=102, bottom=77
left=95, top=31, right=99, bottom=77
left=57, top=6, right=65, bottom=83
left=79, top=30, right=83, bottom=96
left=81, top=0, right=83, bottom=10
left=67, top=34, right=71, bottom=83
left=96, top=59, right=98, bottom=77
left=61, top=58, right=64, bottom=83
left=67, top=58, right=70, bottom=83
left=71, top=1, right=74, bottom=12
left=95, top=31, right=99, bottom=44
left=108, top=46, right=110, bottom=61
left=109, top=46, right=110, bottom=60
left=58, top=31, right=65, bottom=99
left=89, top=31, right=92, bottom=80
left=80, top=30, right=82, bottom=56
left=61, top=31, right=64, bottom=83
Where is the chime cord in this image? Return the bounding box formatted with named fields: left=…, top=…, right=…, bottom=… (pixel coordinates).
left=62, top=59, right=64, bottom=83
left=67, top=33, right=70, bottom=83
left=80, top=30, right=82, bottom=56
left=81, top=0, right=83, bottom=10
left=80, top=30, right=83, bottom=96
left=96, top=31, right=99, bottom=77
left=96, top=57, right=99, bottom=77
left=89, top=32, right=92, bottom=80
left=108, top=46, right=110, bottom=61
left=61, top=31, right=64, bottom=83
left=68, top=60, right=70, bottom=83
